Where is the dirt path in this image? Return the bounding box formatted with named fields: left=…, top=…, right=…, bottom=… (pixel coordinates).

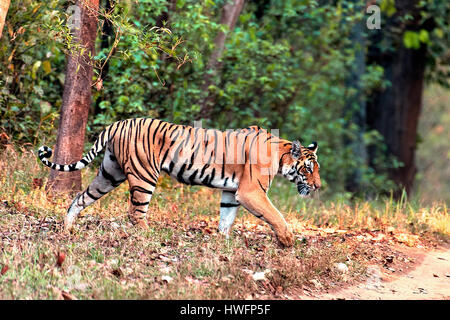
left=301, top=246, right=450, bottom=300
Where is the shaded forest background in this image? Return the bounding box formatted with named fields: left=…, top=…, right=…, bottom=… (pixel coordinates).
left=0, top=0, right=449, bottom=203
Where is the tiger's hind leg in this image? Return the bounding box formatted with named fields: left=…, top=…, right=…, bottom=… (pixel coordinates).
left=218, top=191, right=240, bottom=236
left=127, top=176, right=158, bottom=229
left=64, top=149, right=126, bottom=231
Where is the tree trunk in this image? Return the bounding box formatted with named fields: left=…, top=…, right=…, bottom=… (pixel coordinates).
left=343, top=1, right=367, bottom=194
left=366, top=0, right=427, bottom=196
left=155, top=0, right=177, bottom=65
left=0, top=0, right=10, bottom=39
left=48, top=0, right=99, bottom=193
left=197, top=0, right=245, bottom=120
left=156, top=0, right=177, bottom=28
left=254, top=0, right=270, bottom=21
left=94, top=0, right=114, bottom=115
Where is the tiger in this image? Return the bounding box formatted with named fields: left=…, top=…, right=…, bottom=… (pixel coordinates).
left=38, top=118, right=321, bottom=247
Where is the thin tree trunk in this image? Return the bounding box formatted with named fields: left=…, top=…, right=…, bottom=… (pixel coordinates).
left=94, top=0, right=114, bottom=115
left=197, top=0, right=245, bottom=120
left=0, top=0, right=10, bottom=39
left=48, top=0, right=99, bottom=193
left=254, top=0, right=270, bottom=21
left=367, top=0, right=428, bottom=196
left=367, top=45, right=426, bottom=196
left=156, top=0, right=177, bottom=28
left=343, top=1, right=367, bottom=194
left=156, top=0, right=177, bottom=64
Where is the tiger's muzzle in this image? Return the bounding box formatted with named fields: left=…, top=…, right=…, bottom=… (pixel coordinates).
left=297, top=182, right=321, bottom=197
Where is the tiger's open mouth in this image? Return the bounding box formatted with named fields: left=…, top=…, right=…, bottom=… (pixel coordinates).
left=297, top=184, right=311, bottom=197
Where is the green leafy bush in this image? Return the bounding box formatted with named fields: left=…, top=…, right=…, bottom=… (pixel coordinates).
left=3, top=0, right=436, bottom=197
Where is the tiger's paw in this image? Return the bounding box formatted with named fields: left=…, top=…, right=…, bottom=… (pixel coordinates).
left=63, top=218, right=74, bottom=234
left=63, top=225, right=71, bottom=234
left=136, top=219, right=149, bottom=230
left=277, top=230, right=294, bottom=247
left=63, top=223, right=75, bottom=235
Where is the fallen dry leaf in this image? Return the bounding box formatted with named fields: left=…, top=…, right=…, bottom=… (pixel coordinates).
left=1, top=265, right=9, bottom=276
left=275, top=286, right=283, bottom=295
left=56, top=251, right=66, bottom=267
left=111, top=268, right=123, bottom=278
left=203, top=228, right=213, bottom=234
left=49, top=286, right=76, bottom=300
left=243, top=236, right=249, bottom=248
left=95, top=79, right=103, bottom=91
left=394, top=233, right=420, bottom=247
left=61, top=290, right=77, bottom=300
left=0, top=132, right=9, bottom=146
left=118, top=230, right=129, bottom=239
left=32, top=178, right=43, bottom=189
left=371, top=233, right=387, bottom=242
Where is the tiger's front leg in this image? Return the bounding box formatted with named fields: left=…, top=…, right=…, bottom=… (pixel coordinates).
left=236, top=185, right=294, bottom=247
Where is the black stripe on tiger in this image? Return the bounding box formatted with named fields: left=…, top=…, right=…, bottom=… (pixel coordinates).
left=220, top=202, right=240, bottom=208
left=101, top=165, right=126, bottom=187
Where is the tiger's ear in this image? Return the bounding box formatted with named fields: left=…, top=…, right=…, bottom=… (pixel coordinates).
left=307, top=142, right=318, bottom=153
left=291, top=140, right=302, bottom=159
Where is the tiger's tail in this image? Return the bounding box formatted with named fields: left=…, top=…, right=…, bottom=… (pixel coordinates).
left=38, top=125, right=112, bottom=172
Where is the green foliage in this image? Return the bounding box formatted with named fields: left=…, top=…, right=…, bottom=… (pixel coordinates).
left=2, top=0, right=448, bottom=197
left=378, top=0, right=450, bottom=87
left=0, top=0, right=65, bottom=142
left=416, top=0, right=450, bottom=87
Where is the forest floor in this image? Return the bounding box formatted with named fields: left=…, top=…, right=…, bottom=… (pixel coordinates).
left=1, top=196, right=448, bottom=300
left=0, top=148, right=449, bottom=300
left=296, top=243, right=450, bottom=300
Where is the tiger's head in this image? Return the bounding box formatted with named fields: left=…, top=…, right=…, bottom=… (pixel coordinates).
left=280, top=140, right=321, bottom=197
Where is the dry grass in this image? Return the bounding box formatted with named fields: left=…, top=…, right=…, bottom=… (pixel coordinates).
left=0, top=146, right=448, bottom=299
